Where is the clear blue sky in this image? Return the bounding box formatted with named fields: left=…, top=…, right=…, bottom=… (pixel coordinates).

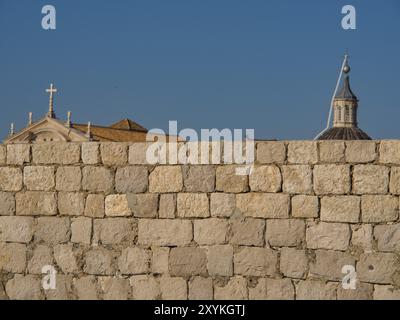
left=0, top=0, right=399, bottom=140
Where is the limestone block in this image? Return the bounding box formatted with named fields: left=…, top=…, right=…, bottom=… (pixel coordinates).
left=234, top=247, right=278, bottom=277
left=149, top=166, right=183, bottom=192
left=249, top=165, right=281, bottom=192
left=169, top=247, right=207, bottom=277
left=319, top=141, right=345, bottom=163
left=266, top=219, right=305, bottom=247
left=0, top=192, right=15, bottom=215
left=265, top=278, right=295, bottom=300
left=160, top=277, right=187, bottom=300
left=84, top=248, right=115, bottom=275
left=130, top=275, right=160, bottom=300
left=93, top=218, right=136, bottom=245
left=56, top=166, right=81, bottom=192
left=214, top=276, right=247, bottom=300
left=16, top=192, right=57, bottom=216
left=337, top=281, right=373, bottom=300
left=280, top=247, right=308, bottom=279
left=357, top=253, right=399, bottom=284
left=129, top=143, right=152, bottom=165
left=287, top=141, right=318, bottom=164
left=282, top=165, right=312, bottom=194
left=379, top=141, right=400, bottom=164
left=361, top=195, right=398, bottom=223
left=236, top=193, right=289, bottom=218
left=73, top=276, right=98, bottom=300
left=6, top=144, right=30, bottom=165
left=81, top=142, right=99, bottom=165
left=24, top=166, right=55, bottom=191
left=0, top=216, right=34, bottom=243
left=105, top=194, right=132, bottom=217
left=159, top=194, right=176, bottom=218
left=210, top=193, right=235, bottom=217
left=0, top=145, right=6, bottom=164
left=291, top=195, right=319, bottom=218
left=27, top=245, right=53, bottom=274
left=98, top=277, right=130, bottom=300
left=229, top=218, right=265, bottom=246
left=373, top=285, right=400, bottom=300
left=82, top=166, right=114, bottom=194
left=54, top=244, right=80, bottom=274
left=84, top=194, right=105, bottom=218
left=177, top=193, right=209, bottom=218
left=313, top=165, right=350, bottom=195
left=352, top=165, right=389, bottom=194
left=35, top=217, right=70, bottom=244
left=306, top=222, right=350, bottom=251
left=256, top=141, right=286, bottom=164
left=71, top=217, right=92, bottom=244
left=100, top=143, right=128, bottom=166
left=127, top=193, right=158, bottom=218
left=189, top=277, right=213, bottom=300
left=151, top=247, right=170, bottom=274
left=115, top=166, right=148, bottom=193
left=58, top=192, right=85, bottom=216
left=194, top=218, right=228, bottom=245
left=320, top=196, right=360, bottom=223
left=32, top=143, right=80, bottom=164
left=0, top=167, right=22, bottom=191
left=296, top=280, right=336, bottom=300
left=183, top=165, right=215, bottom=192
left=138, top=219, right=192, bottom=246
left=216, top=166, right=249, bottom=193
left=45, top=274, right=74, bottom=300
left=0, top=243, right=26, bottom=273
left=374, top=224, right=400, bottom=252
left=206, top=245, right=233, bottom=277
left=345, top=141, right=376, bottom=163
left=118, top=247, right=150, bottom=275
left=5, top=275, right=43, bottom=300
left=351, top=224, right=373, bottom=253
left=310, top=249, right=356, bottom=281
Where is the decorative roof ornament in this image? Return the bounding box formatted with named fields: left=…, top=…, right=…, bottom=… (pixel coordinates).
left=9, top=123, right=14, bottom=136
left=46, top=83, right=57, bottom=118
left=28, top=112, right=33, bottom=126
left=66, top=111, right=72, bottom=128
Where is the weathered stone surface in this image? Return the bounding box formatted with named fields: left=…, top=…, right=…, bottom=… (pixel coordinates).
left=32, top=143, right=80, bottom=164
left=152, top=247, right=169, bottom=274
left=35, top=217, right=70, bottom=244
left=58, top=192, right=85, bottom=216
left=265, top=278, right=295, bottom=300
left=248, top=278, right=267, bottom=300
left=74, top=276, right=98, bottom=300
left=115, top=166, right=148, bottom=193
left=0, top=192, right=15, bottom=215
left=345, top=141, right=376, bottom=163
left=130, top=275, right=160, bottom=300
left=177, top=193, right=209, bottom=218
left=127, top=193, right=158, bottom=218
left=374, top=224, right=400, bottom=252
left=351, top=224, right=373, bottom=253
left=84, top=248, right=115, bottom=275
left=0, top=243, right=26, bottom=273
left=71, top=217, right=92, bottom=244
left=282, top=165, right=312, bottom=194
left=207, top=245, right=233, bottom=277
left=82, top=166, right=114, bottom=194
left=118, top=247, right=150, bottom=275
left=45, top=274, right=74, bottom=300
left=256, top=141, right=286, bottom=164
left=138, top=219, right=192, bottom=246
left=319, top=141, right=345, bottom=163
left=280, top=248, right=308, bottom=279
left=159, top=194, right=176, bottom=218
left=216, top=166, right=249, bottom=193
left=0, top=145, right=5, bottom=164
left=320, top=196, right=360, bottom=223
left=313, top=165, right=350, bottom=195
left=149, top=166, right=183, bottom=193
left=0, top=167, right=22, bottom=191
left=6, top=144, right=30, bottom=165
left=214, top=276, right=247, bottom=300
left=169, top=247, right=207, bottom=277
left=105, top=194, right=132, bottom=217
left=380, top=141, right=400, bottom=164
left=0, top=216, right=34, bottom=243
left=357, top=253, right=399, bottom=284
left=98, top=277, right=130, bottom=300
left=353, top=165, right=389, bottom=194
left=373, top=285, right=400, bottom=300
left=189, top=277, right=213, bottom=300
left=24, top=166, right=55, bottom=191
left=249, top=165, right=281, bottom=192
left=93, top=218, right=136, bottom=245
left=27, top=245, right=53, bottom=274
left=229, top=218, right=265, bottom=246
left=310, top=250, right=355, bottom=281
left=183, top=166, right=215, bottom=192
left=81, top=142, right=99, bottom=165
left=287, top=141, right=318, bottom=164
left=5, top=275, right=43, bottom=300
left=234, top=247, right=278, bottom=276
left=129, top=143, right=152, bottom=165
left=160, top=276, right=187, bottom=300
left=296, top=280, right=336, bottom=300
left=306, top=222, right=350, bottom=251
left=236, top=193, right=289, bottom=218
left=337, top=281, right=373, bottom=300
left=210, top=193, right=235, bottom=217
left=16, top=192, right=57, bottom=216
left=84, top=194, right=105, bottom=218
left=361, top=195, right=398, bottom=223
left=54, top=244, right=80, bottom=273
left=266, top=219, right=305, bottom=247
left=389, top=167, right=400, bottom=194
left=56, top=166, right=81, bottom=192
left=291, top=195, right=319, bottom=218
left=194, top=218, right=228, bottom=245
left=100, top=143, right=128, bottom=166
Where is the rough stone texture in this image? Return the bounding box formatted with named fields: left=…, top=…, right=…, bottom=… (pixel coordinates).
left=58, top=192, right=85, bottom=216
left=352, top=165, right=389, bottom=194
left=16, top=192, right=57, bottom=216
left=54, top=244, right=79, bottom=274
left=287, top=141, right=318, bottom=164
left=27, top=245, right=53, bottom=274
left=236, top=193, right=289, bottom=218
left=74, top=276, right=98, bottom=300
left=291, top=195, right=319, bottom=218
left=169, top=247, right=207, bottom=277
left=24, top=166, right=55, bottom=191
left=189, top=277, right=213, bottom=300
left=130, top=275, right=160, bottom=300
left=234, top=247, right=278, bottom=277
left=0, top=216, right=34, bottom=243
left=159, top=194, right=176, bottom=218
left=81, top=142, right=100, bottom=165
left=280, top=248, right=308, bottom=279
left=100, top=277, right=130, bottom=300
left=93, top=218, right=136, bottom=245
left=357, top=253, right=399, bottom=284
left=210, top=193, right=235, bottom=217
left=296, top=280, right=337, bottom=300
left=194, top=218, right=228, bottom=245
left=265, top=278, right=295, bottom=300
left=282, top=165, right=312, bottom=194
left=100, top=143, right=128, bottom=166
left=45, top=275, right=74, bottom=300
left=313, top=165, right=350, bottom=195
left=214, top=276, right=248, bottom=300
left=0, top=192, right=15, bottom=215
left=0, top=243, right=27, bottom=273
left=105, top=194, right=132, bottom=217
left=337, top=281, right=373, bottom=300
left=256, top=141, right=286, bottom=164
left=229, top=218, right=265, bottom=246
left=0, top=167, right=22, bottom=191
left=380, top=140, right=400, bottom=164
left=56, top=166, right=81, bottom=192
left=159, top=276, right=187, bottom=300
left=389, top=166, right=400, bottom=195
left=149, top=166, right=183, bottom=193
left=373, top=285, right=400, bottom=300
left=351, top=224, right=373, bottom=253
left=177, top=193, right=209, bottom=218
left=319, top=141, right=345, bottom=163
left=345, top=141, right=376, bottom=163
left=374, top=224, right=400, bottom=252
left=82, top=166, right=114, bottom=194
left=320, top=196, right=360, bottom=223
left=35, top=217, right=70, bottom=244
left=5, top=275, right=43, bottom=300
left=309, top=249, right=355, bottom=281
left=127, top=193, right=158, bottom=218
left=32, top=143, right=80, bottom=164
left=183, top=166, right=215, bottom=192
left=84, top=194, right=105, bottom=218
left=306, top=222, right=350, bottom=251
left=216, top=166, right=249, bottom=193
left=249, top=165, right=281, bottom=192
left=206, top=245, right=233, bottom=277
left=0, top=145, right=5, bottom=164
left=71, top=217, right=92, bottom=244
left=115, top=166, right=148, bottom=193
left=129, top=143, right=152, bottom=165
left=361, top=195, right=398, bottom=223
left=118, top=247, right=150, bottom=275
left=138, top=219, right=192, bottom=246
left=6, top=144, right=30, bottom=165
left=152, top=247, right=169, bottom=274
left=84, top=248, right=115, bottom=275
left=265, top=219, right=305, bottom=247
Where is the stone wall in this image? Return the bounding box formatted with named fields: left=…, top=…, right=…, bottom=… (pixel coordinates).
left=0, top=141, right=400, bottom=300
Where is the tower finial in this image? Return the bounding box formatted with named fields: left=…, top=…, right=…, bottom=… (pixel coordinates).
left=46, top=83, right=57, bottom=118
left=10, top=123, right=14, bottom=136
left=86, top=121, right=92, bottom=141
left=66, top=111, right=72, bottom=128
left=28, top=112, right=33, bottom=126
